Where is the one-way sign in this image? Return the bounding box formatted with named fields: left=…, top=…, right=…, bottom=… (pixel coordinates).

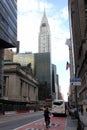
left=70, top=78, right=81, bottom=86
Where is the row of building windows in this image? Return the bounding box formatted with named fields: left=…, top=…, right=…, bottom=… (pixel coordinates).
left=3, top=0, right=17, bottom=20
left=0, top=2, right=16, bottom=30
left=3, top=76, right=37, bottom=102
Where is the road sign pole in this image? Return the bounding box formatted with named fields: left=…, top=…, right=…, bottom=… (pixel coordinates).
left=75, top=85, right=78, bottom=113
left=75, top=83, right=81, bottom=130
left=70, top=77, right=81, bottom=129
left=75, top=84, right=81, bottom=130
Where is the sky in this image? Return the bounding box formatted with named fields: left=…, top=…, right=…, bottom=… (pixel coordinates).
left=17, top=0, right=70, bottom=101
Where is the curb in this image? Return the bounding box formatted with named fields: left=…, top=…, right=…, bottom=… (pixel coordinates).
left=0, top=110, right=35, bottom=116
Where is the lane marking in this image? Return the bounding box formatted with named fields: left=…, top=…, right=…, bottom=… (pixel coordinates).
left=13, top=118, right=44, bottom=130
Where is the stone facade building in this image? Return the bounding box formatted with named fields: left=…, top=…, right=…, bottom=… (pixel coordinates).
left=3, top=49, right=39, bottom=104
left=68, top=0, right=87, bottom=111
left=3, top=62, right=38, bottom=103
left=66, top=39, right=75, bottom=106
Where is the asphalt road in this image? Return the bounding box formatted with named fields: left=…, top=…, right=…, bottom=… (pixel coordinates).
left=0, top=111, right=43, bottom=130
left=13, top=113, right=66, bottom=130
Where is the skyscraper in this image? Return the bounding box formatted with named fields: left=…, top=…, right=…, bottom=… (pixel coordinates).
left=0, top=0, right=17, bottom=48
left=35, top=52, right=52, bottom=100
left=38, top=9, right=51, bottom=53
left=0, top=0, right=17, bottom=97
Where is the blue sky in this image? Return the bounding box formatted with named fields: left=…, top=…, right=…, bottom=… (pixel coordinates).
left=17, top=0, right=70, bottom=101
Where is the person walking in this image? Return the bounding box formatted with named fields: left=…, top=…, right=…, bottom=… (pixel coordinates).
left=44, top=106, right=51, bottom=128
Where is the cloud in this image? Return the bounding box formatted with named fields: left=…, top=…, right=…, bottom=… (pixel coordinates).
left=17, top=0, right=70, bottom=100
left=18, top=0, right=38, bottom=14
left=17, top=0, right=69, bottom=52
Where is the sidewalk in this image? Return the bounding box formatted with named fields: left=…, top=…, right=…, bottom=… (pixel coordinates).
left=64, top=116, right=77, bottom=130
left=79, top=112, right=87, bottom=130
left=65, top=112, right=87, bottom=130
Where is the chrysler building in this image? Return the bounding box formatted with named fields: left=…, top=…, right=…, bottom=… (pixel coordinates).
left=38, top=10, right=51, bottom=53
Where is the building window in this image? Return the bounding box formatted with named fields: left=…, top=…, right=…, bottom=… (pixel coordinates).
left=3, top=76, right=7, bottom=96
left=34, top=87, right=36, bottom=93
left=20, top=80, right=23, bottom=97
left=42, top=23, right=46, bottom=27
left=28, top=85, right=30, bottom=101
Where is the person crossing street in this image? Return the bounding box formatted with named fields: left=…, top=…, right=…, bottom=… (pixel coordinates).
left=44, top=106, right=51, bottom=128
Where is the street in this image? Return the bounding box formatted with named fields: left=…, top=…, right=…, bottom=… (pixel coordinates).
left=0, top=111, right=43, bottom=130
left=0, top=112, right=66, bottom=130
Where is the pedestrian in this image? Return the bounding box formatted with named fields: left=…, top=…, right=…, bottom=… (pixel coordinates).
left=44, top=106, right=51, bottom=128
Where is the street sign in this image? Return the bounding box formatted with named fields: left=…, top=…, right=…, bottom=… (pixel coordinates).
left=71, top=82, right=81, bottom=86
left=70, top=78, right=81, bottom=86
left=70, top=78, right=81, bottom=82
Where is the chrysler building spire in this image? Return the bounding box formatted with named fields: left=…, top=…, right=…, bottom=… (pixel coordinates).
left=38, top=9, right=51, bottom=53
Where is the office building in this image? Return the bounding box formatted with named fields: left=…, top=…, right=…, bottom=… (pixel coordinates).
left=68, top=0, right=87, bottom=111
left=0, top=0, right=17, bottom=97
left=0, top=0, right=17, bottom=48
left=38, top=9, right=51, bottom=53
left=52, top=64, right=58, bottom=99
left=38, top=9, right=52, bottom=101
left=66, top=39, right=75, bottom=106
left=35, top=52, right=52, bottom=100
